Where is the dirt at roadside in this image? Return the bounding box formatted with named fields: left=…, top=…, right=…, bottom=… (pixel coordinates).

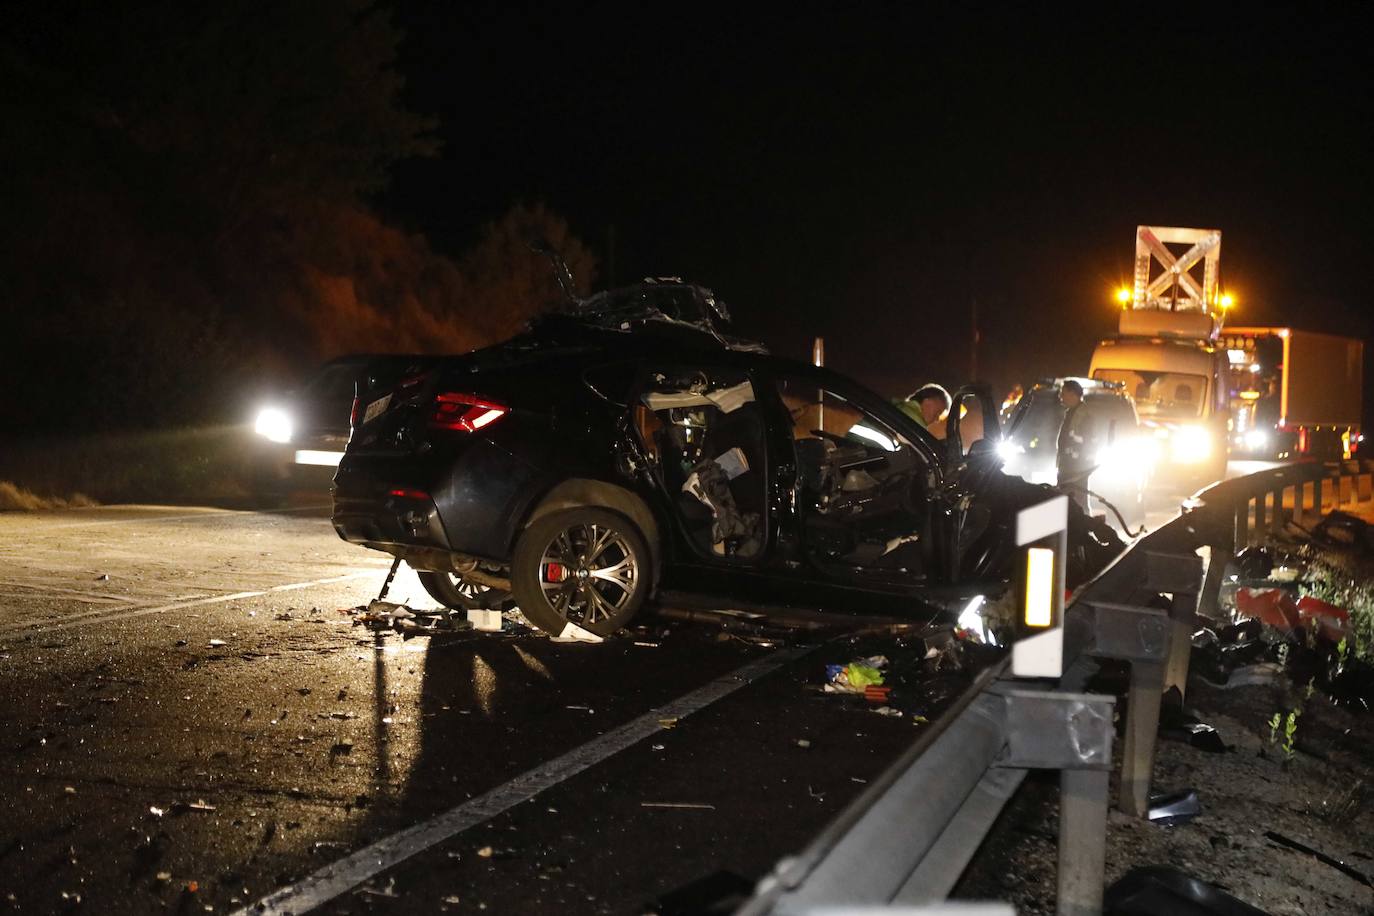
left=955, top=659, right=1374, bottom=915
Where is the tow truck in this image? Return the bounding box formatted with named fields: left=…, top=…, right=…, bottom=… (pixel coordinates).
left=1088, top=226, right=1231, bottom=484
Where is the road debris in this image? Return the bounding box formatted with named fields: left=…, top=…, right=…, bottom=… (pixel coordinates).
left=823, top=656, right=887, bottom=694
left=1105, top=866, right=1269, bottom=915
left=208, top=639, right=227, bottom=648
left=468, top=609, right=502, bottom=632
left=356, top=877, right=400, bottom=898
left=552, top=621, right=603, bottom=643
left=1147, top=789, right=1201, bottom=826
left=1265, top=830, right=1373, bottom=888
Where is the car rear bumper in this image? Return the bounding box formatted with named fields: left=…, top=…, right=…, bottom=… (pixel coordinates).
left=332, top=487, right=451, bottom=553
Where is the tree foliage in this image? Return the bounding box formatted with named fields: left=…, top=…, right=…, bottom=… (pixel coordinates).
left=0, top=3, right=593, bottom=431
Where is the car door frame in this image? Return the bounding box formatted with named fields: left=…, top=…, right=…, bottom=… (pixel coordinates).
left=751, top=362, right=953, bottom=600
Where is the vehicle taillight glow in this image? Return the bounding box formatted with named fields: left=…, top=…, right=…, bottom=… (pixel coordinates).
left=388, top=488, right=429, bottom=500
left=430, top=392, right=509, bottom=432
left=350, top=396, right=361, bottom=428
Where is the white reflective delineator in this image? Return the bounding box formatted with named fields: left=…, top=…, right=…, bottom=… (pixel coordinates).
left=1012, top=495, right=1068, bottom=678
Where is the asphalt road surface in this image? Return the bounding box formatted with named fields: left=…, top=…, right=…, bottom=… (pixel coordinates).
left=0, top=504, right=955, bottom=915
left=0, top=461, right=1254, bottom=913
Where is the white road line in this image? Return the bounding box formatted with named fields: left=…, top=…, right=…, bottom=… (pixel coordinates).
left=0, top=503, right=333, bottom=533
left=234, top=645, right=814, bottom=916
left=0, top=572, right=377, bottom=638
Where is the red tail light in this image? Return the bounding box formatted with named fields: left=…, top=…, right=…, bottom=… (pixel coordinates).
left=430, top=392, right=508, bottom=432
left=350, top=395, right=361, bottom=428
left=389, top=487, right=430, bottom=500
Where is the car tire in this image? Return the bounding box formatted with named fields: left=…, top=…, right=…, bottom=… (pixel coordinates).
left=417, top=570, right=512, bottom=612
left=511, top=507, right=651, bottom=638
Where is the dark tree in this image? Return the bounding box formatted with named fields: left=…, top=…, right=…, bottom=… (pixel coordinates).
left=1, top=3, right=590, bottom=432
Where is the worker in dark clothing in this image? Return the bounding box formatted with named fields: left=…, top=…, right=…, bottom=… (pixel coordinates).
left=1056, top=379, right=1095, bottom=510
left=1253, top=376, right=1281, bottom=429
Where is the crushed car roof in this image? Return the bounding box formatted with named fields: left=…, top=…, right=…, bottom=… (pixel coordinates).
left=537, top=279, right=767, bottom=353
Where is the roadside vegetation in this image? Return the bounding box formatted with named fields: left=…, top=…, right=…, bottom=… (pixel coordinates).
left=1300, top=541, right=1374, bottom=663
left=0, top=481, right=96, bottom=512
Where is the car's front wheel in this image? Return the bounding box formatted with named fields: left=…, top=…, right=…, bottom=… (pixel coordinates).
left=511, top=508, right=650, bottom=637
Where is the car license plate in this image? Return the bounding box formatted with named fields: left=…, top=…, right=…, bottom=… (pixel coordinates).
left=362, top=393, right=392, bottom=424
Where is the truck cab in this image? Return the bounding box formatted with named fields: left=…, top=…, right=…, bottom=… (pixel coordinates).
left=1089, top=336, right=1229, bottom=484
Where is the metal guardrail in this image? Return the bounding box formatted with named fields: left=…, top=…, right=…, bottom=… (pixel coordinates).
left=741, top=458, right=1374, bottom=916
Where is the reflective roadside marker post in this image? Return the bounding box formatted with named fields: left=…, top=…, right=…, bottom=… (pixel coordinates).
left=1012, top=495, right=1068, bottom=678
left=1008, top=495, right=1111, bottom=916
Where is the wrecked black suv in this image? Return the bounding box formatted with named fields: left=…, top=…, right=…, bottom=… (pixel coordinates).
left=333, top=281, right=1122, bottom=636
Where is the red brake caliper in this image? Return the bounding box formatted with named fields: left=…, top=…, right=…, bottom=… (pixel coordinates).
left=544, top=562, right=566, bottom=583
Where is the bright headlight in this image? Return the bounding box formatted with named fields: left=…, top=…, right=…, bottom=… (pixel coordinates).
left=1243, top=429, right=1270, bottom=451
left=1093, top=440, right=1153, bottom=481
left=996, top=439, right=1024, bottom=463
left=1170, top=425, right=1212, bottom=463
left=254, top=407, right=293, bottom=444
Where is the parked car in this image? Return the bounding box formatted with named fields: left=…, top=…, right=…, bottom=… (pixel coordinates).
left=332, top=282, right=1124, bottom=636
left=998, top=378, right=1151, bottom=530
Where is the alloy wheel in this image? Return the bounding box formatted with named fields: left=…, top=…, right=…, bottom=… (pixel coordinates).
left=538, top=522, right=638, bottom=625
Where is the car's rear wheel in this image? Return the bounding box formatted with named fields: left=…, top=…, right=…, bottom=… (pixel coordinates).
left=511, top=508, right=650, bottom=637
left=416, top=570, right=511, bottom=611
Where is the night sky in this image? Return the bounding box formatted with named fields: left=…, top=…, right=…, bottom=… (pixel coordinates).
left=377, top=2, right=1372, bottom=403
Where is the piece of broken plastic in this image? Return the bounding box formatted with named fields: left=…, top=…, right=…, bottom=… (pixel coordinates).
left=1182, top=723, right=1229, bottom=753
left=1233, top=587, right=1300, bottom=630
left=1148, top=788, right=1201, bottom=826
left=1296, top=595, right=1352, bottom=643
left=368, top=599, right=414, bottom=619
left=1105, top=865, right=1268, bottom=915
left=467, top=609, right=502, bottom=632
left=552, top=621, right=603, bottom=643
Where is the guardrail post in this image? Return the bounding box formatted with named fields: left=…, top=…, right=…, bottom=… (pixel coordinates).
left=1120, top=658, right=1165, bottom=818
left=1059, top=767, right=1110, bottom=916
left=1295, top=480, right=1314, bottom=527
left=1360, top=471, right=1372, bottom=503
left=1233, top=501, right=1248, bottom=548
left=1197, top=540, right=1229, bottom=621
left=1269, top=487, right=1285, bottom=536
left=1068, top=599, right=1171, bottom=818
left=1340, top=474, right=1354, bottom=506
left=1148, top=552, right=1205, bottom=701
left=996, top=688, right=1114, bottom=916
left=1254, top=490, right=1268, bottom=534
